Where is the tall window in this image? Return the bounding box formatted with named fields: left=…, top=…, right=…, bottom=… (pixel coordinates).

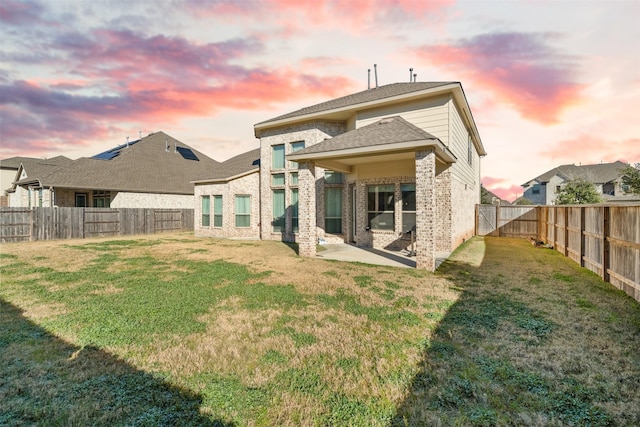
left=401, top=184, right=416, bottom=233
left=290, top=141, right=305, bottom=168
left=290, top=172, right=298, bottom=185
left=201, top=196, right=210, bottom=227
left=272, top=144, right=285, bottom=169
left=235, top=195, right=251, bottom=227
left=291, top=188, right=299, bottom=233
left=272, top=189, right=285, bottom=232
left=368, top=185, right=395, bottom=230
left=271, top=173, right=285, bottom=186
left=325, top=187, right=343, bottom=233
left=213, top=195, right=223, bottom=227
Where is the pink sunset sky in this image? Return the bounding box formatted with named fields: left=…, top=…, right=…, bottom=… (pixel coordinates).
left=1, top=0, right=638, bottom=201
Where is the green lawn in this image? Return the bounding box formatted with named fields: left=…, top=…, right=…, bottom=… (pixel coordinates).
left=1, top=235, right=638, bottom=426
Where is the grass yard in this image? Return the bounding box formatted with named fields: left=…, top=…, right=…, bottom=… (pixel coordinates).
left=1, top=234, right=638, bottom=426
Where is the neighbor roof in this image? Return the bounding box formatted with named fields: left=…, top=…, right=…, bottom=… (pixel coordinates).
left=10, top=157, right=74, bottom=188
left=1, top=156, right=71, bottom=171
left=256, top=82, right=456, bottom=125
left=22, top=132, right=220, bottom=194
left=524, top=161, right=629, bottom=186
left=192, top=148, right=260, bottom=183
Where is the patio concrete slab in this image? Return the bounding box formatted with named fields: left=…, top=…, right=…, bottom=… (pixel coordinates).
left=316, top=244, right=450, bottom=269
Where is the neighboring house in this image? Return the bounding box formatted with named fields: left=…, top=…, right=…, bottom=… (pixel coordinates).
left=8, top=131, right=220, bottom=209
left=521, top=161, right=637, bottom=204
left=195, top=81, right=486, bottom=270
left=3, top=156, right=73, bottom=207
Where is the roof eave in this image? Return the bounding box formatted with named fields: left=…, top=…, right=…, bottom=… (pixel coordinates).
left=287, top=139, right=457, bottom=165
left=254, top=82, right=463, bottom=138
left=192, top=168, right=259, bottom=185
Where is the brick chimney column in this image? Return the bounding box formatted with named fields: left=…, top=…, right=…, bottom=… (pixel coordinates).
left=298, top=161, right=317, bottom=257
left=415, top=150, right=436, bottom=270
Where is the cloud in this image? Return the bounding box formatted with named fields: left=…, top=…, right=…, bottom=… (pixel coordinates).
left=482, top=178, right=524, bottom=202
left=413, top=32, right=585, bottom=124
left=0, top=0, right=48, bottom=26
left=541, top=135, right=639, bottom=165
left=184, top=0, right=452, bottom=33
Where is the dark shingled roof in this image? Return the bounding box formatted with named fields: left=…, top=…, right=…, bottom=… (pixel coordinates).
left=26, top=132, right=220, bottom=194
left=195, top=148, right=260, bottom=182
left=525, top=161, right=629, bottom=186
left=257, top=82, right=457, bottom=125
left=1, top=156, right=72, bottom=170
left=291, top=116, right=440, bottom=156
left=11, top=157, right=74, bottom=185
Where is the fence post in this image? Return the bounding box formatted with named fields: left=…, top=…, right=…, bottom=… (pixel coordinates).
left=579, top=206, right=585, bottom=267
left=602, top=205, right=610, bottom=282
left=564, top=206, right=569, bottom=257
left=29, top=208, right=34, bottom=241
left=475, top=204, right=479, bottom=236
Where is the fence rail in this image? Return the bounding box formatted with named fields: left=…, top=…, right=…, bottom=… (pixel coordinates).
left=476, top=204, right=640, bottom=303
left=1, top=207, right=194, bottom=243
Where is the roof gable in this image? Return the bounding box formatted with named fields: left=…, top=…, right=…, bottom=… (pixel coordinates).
left=256, top=82, right=456, bottom=125
left=293, top=116, right=439, bottom=156
left=193, top=148, right=260, bottom=183
left=255, top=81, right=486, bottom=157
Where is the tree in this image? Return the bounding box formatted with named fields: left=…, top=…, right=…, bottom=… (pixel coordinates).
left=480, top=185, right=493, bottom=204
left=554, top=178, right=602, bottom=204
left=514, top=197, right=533, bottom=205
left=620, top=163, right=640, bottom=195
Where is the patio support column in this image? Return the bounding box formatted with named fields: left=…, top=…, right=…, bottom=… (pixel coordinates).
left=415, top=149, right=436, bottom=270
left=298, top=160, right=317, bottom=257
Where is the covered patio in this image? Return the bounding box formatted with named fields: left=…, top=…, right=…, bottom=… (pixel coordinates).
left=288, top=116, right=457, bottom=271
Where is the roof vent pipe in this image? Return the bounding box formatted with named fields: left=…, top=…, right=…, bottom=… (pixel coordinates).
left=126, top=136, right=129, bottom=147
left=409, top=68, right=413, bottom=82
left=413, top=73, right=417, bottom=82
left=374, top=64, right=378, bottom=88
left=138, top=130, right=142, bottom=139
left=368, top=69, right=371, bottom=90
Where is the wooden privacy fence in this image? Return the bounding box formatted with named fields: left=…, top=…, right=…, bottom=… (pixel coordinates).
left=476, top=204, right=640, bottom=303
left=0, top=207, right=194, bottom=243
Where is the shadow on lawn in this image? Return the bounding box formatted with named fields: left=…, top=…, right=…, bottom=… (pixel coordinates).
left=0, top=298, right=233, bottom=427
left=390, top=237, right=630, bottom=427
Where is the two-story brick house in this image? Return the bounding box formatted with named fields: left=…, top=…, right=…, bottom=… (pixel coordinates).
left=194, top=82, right=486, bottom=270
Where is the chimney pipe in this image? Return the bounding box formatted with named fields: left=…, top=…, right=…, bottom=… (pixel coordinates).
left=409, top=68, right=413, bottom=82
left=413, top=73, right=417, bottom=82
left=368, top=69, right=371, bottom=90
left=374, top=64, right=378, bottom=88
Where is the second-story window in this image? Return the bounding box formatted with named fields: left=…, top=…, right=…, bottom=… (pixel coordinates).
left=272, top=144, right=285, bottom=169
